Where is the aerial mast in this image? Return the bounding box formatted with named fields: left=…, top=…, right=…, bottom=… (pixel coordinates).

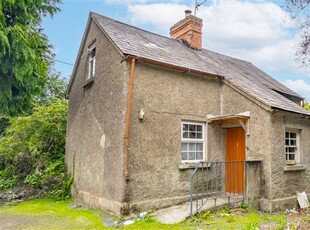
left=194, top=0, right=208, bottom=16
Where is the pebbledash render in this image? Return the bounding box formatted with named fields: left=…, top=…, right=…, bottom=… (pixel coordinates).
left=65, top=11, right=310, bottom=215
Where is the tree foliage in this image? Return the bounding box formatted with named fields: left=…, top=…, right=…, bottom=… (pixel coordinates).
left=0, top=0, right=61, bottom=116
left=286, top=0, right=310, bottom=67
left=0, top=100, right=71, bottom=200
left=0, top=116, right=9, bottom=135
left=0, top=73, right=67, bottom=136
left=0, top=0, right=70, bottom=201
left=35, top=73, right=68, bottom=106
left=305, top=102, right=310, bottom=111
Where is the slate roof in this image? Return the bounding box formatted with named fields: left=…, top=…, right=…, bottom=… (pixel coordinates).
left=90, top=12, right=310, bottom=116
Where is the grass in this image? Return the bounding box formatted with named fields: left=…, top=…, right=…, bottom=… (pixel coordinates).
left=124, top=217, right=189, bottom=230
left=184, top=208, right=287, bottom=230
left=0, top=199, right=289, bottom=229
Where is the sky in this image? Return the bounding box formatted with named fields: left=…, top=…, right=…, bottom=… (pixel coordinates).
left=42, top=0, right=310, bottom=101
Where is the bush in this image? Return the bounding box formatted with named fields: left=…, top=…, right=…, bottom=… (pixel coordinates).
left=0, top=100, right=71, bottom=200
left=0, top=167, right=17, bottom=190
left=305, top=102, right=310, bottom=112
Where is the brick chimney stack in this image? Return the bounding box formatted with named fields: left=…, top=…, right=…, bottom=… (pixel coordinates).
left=170, top=10, right=203, bottom=50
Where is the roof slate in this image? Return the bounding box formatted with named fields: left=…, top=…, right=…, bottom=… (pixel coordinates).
left=91, top=12, right=310, bottom=116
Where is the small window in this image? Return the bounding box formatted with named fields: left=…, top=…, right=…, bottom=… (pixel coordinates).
left=181, top=122, right=205, bottom=162
left=88, top=45, right=96, bottom=79
left=285, top=129, right=300, bottom=164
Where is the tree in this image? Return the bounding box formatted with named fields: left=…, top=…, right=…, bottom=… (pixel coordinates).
left=35, top=71, right=68, bottom=106
left=0, top=116, right=9, bottom=135
left=305, top=102, right=310, bottom=111
left=0, top=0, right=61, bottom=116
left=286, top=0, right=310, bottom=67
left=0, top=73, right=67, bottom=137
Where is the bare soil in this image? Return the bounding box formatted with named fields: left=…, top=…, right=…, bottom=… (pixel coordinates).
left=285, top=208, right=310, bottom=230
left=0, top=214, right=88, bottom=230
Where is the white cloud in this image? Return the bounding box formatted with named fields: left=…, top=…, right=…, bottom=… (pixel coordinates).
left=128, top=3, right=188, bottom=34
left=202, top=0, right=294, bottom=49
left=197, top=0, right=298, bottom=73
left=283, top=79, right=310, bottom=101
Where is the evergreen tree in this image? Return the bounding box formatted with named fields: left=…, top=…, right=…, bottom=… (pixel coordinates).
left=0, top=0, right=61, bottom=116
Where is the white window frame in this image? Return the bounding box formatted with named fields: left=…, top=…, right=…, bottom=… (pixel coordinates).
left=87, top=44, right=96, bottom=79
left=181, top=121, right=205, bottom=162
left=285, top=128, right=300, bottom=165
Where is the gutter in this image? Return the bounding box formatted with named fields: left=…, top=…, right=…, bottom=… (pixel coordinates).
left=271, top=108, right=310, bottom=119
left=124, top=57, right=136, bottom=180
left=127, top=55, right=223, bottom=80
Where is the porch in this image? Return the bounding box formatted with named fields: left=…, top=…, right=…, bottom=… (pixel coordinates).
left=155, top=160, right=261, bottom=224
left=155, top=196, right=243, bottom=224
left=190, top=160, right=262, bottom=215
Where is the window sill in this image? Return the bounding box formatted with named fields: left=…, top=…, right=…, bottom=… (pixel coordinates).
left=83, top=77, right=94, bottom=88
left=178, top=162, right=210, bottom=170
left=283, top=164, right=305, bottom=172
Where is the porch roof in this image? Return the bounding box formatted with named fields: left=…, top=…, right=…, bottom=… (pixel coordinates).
left=207, top=113, right=250, bottom=125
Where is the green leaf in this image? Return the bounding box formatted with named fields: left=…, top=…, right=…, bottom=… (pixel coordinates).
left=0, top=101, right=70, bottom=199
left=0, top=0, right=61, bottom=116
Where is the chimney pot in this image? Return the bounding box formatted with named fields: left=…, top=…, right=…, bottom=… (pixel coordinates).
left=185, top=10, right=192, bottom=17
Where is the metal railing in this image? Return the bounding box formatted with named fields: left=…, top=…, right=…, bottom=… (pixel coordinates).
left=190, top=160, right=245, bottom=216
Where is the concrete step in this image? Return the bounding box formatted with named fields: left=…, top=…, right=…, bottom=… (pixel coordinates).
left=154, top=196, right=243, bottom=224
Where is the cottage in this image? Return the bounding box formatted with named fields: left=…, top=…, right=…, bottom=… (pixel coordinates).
left=65, top=11, right=310, bottom=215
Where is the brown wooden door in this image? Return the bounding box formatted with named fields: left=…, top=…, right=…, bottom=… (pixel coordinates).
left=225, top=127, right=245, bottom=194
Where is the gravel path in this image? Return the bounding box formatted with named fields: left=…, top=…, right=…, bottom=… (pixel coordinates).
left=0, top=214, right=75, bottom=230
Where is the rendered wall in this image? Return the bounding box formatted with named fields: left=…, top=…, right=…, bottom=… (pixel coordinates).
left=220, top=83, right=272, bottom=211
left=126, top=63, right=222, bottom=211
left=269, top=114, right=310, bottom=211
left=65, top=20, right=128, bottom=214
left=221, top=83, right=310, bottom=211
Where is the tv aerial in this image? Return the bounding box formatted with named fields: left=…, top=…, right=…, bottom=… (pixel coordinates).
left=194, top=0, right=208, bottom=16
